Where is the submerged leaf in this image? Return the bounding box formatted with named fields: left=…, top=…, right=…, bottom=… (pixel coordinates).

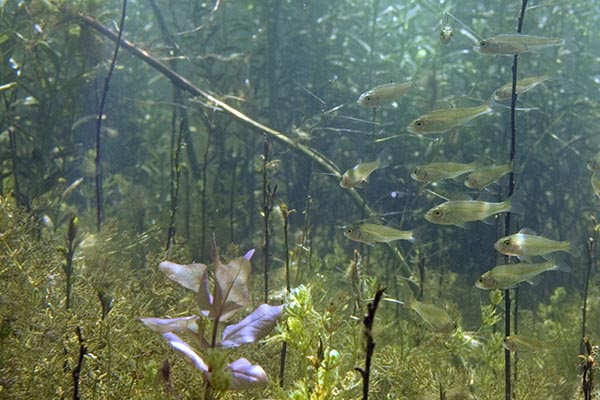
left=220, top=304, right=284, bottom=348
left=162, top=333, right=209, bottom=376
left=140, top=316, right=199, bottom=334
left=227, top=357, right=269, bottom=390
left=209, top=238, right=253, bottom=322
left=159, top=261, right=208, bottom=293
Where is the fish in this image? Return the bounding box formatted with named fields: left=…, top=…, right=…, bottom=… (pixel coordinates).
left=424, top=195, right=519, bottom=227
left=343, top=223, right=421, bottom=245
left=473, top=34, right=564, bottom=55
left=494, top=228, right=578, bottom=260
left=356, top=81, right=413, bottom=108
left=502, top=334, right=556, bottom=353
left=406, top=95, right=495, bottom=135
left=411, top=160, right=479, bottom=183
left=410, top=298, right=457, bottom=333
left=494, top=74, right=551, bottom=101
left=340, top=153, right=387, bottom=189
left=475, top=260, right=569, bottom=290
left=464, top=161, right=513, bottom=190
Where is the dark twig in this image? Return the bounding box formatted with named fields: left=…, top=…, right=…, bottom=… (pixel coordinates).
left=61, top=216, right=79, bottom=309
left=502, top=1, right=528, bottom=398
left=94, top=0, right=127, bottom=232
left=166, top=119, right=184, bottom=250
left=579, top=337, right=595, bottom=400
left=278, top=202, right=294, bottom=386
left=73, top=326, right=87, bottom=400
left=582, top=217, right=598, bottom=346
left=262, top=138, right=277, bottom=303
left=355, top=286, right=386, bottom=400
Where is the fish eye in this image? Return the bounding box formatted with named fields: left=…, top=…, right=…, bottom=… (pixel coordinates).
left=433, top=210, right=442, bottom=216
left=345, top=228, right=353, bottom=234
left=365, top=96, right=372, bottom=102
left=415, top=120, right=423, bottom=127
left=479, top=40, right=487, bottom=46
left=504, top=239, right=511, bottom=246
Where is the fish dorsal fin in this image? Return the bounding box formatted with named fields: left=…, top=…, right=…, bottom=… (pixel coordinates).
left=519, top=227, right=538, bottom=235
left=452, top=193, right=473, bottom=201
left=471, top=155, right=494, bottom=167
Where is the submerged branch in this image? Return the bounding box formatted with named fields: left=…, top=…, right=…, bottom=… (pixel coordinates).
left=75, top=12, right=414, bottom=279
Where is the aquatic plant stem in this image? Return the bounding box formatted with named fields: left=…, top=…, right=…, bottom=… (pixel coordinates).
left=73, top=326, right=86, bottom=400
left=581, top=217, right=598, bottom=347
left=94, top=0, right=127, bottom=232
left=166, top=120, right=184, bottom=250
left=355, top=286, right=385, bottom=400
left=503, top=1, right=528, bottom=398
left=61, top=216, right=79, bottom=310
left=262, top=138, right=277, bottom=303
left=279, top=202, right=293, bottom=386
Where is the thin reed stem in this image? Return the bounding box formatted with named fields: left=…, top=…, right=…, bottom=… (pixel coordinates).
left=95, top=0, right=127, bottom=232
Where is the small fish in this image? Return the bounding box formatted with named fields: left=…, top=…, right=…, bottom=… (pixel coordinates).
left=494, top=74, right=551, bottom=101
left=475, top=260, right=569, bottom=290
left=502, top=334, right=556, bottom=353
left=424, top=195, right=518, bottom=227
left=411, top=160, right=479, bottom=183
left=344, top=223, right=420, bottom=245
left=356, top=81, right=413, bottom=108
left=407, top=95, right=494, bottom=135
left=340, top=154, right=387, bottom=189
left=473, top=34, right=564, bottom=55
left=440, top=24, right=454, bottom=44
left=410, top=298, right=457, bottom=333
left=464, top=161, right=513, bottom=190
left=494, top=228, right=578, bottom=260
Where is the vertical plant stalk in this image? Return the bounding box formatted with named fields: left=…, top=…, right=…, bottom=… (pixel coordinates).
left=582, top=217, right=598, bottom=343
left=166, top=120, right=184, bottom=250
left=279, top=202, right=293, bottom=386
left=200, top=127, right=213, bottom=259
left=72, top=326, right=87, bottom=400
left=355, top=286, right=385, bottom=400
left=95, top=0, right=127, bottom=232
left=503, top=1, right=528, bottom=398
left=580, top=337, right=595, bottom=400
left=262, top=138, right=277, bottom=303
left=62, top=216, right=79, bottom=310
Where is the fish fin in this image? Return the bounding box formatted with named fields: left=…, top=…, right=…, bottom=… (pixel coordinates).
left=543, top=254, right=572, bottom=272
left=376, top=149, right=391, bottom=169
left=518, top=227, right=538, bottom=235
left=507, top=190, right=525, bottom=216
left=481, top=215, right=497, bottom=225
left=525, top=275, right=543, bottom=285
left=409, top=225, right=427, bottom=246
left=484, top=91, right=496, bottom=112
left=568, top=243, right=582, bottom=258
left=454, top=223, right=469, bottom=229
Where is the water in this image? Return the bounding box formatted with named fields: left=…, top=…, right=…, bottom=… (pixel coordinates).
left=0, top=0, right=598, bottom=398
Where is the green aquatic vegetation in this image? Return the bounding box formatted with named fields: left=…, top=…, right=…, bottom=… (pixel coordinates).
left=141, top=237, right=283, bottom=398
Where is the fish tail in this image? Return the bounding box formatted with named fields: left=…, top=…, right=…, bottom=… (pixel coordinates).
left=567, top=240, right=582, bottom=258
left=408, top=225, right=426, bottom=246
left=484, top=91, right=496, bottom=112
left=544, top=254, right=572, bottom=272
left=506, top=190, right=525, bottom=215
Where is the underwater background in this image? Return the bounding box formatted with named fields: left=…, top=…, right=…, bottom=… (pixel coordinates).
left=1, top=0, right=600, bottom=398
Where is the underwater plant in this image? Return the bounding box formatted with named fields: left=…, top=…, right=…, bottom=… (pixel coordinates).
left=140, top=237, right=283, bottom=398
